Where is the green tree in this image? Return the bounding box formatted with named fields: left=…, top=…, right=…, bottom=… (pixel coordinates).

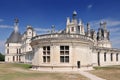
left=0, top=53, right=5, bottom=61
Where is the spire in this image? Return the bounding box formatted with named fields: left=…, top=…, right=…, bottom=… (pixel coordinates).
left=87, top=23, right=90, bottom=30
left=66, top=17, right=70, bottom=25
left=14, top=18, right=19, bottom=33
left=87, top=23, right=91, bottom=37
left=73, top=10, right=77, bottom=16
left=51, top=25, right=55, bottom=33
left=103, top=22, right=107, bottom=30
left=78, top=19, right=82, bottom=25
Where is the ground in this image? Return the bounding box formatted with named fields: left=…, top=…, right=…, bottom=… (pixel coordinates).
left=0, top=63, right=120, bottom=80
left=89, top=65, right=120, bottom=80
left=0, top=63, right=89, bottom=80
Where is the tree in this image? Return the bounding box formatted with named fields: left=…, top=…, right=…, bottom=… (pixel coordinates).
left=0, top=53, right=5, bottom=61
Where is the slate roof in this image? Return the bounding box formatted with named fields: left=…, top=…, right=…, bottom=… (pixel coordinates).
left=6, top=31, right=21, bottom=43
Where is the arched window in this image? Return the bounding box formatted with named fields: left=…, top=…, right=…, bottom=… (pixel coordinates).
left=104, top=52, right=106, bottom=61
left=116, top=53, right=119, bottom=61
left=111, top=53, right=113, bottom=61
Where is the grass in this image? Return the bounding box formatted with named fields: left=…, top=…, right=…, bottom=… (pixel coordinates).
left=0, top=63, right=89, bottom=80
left=89, top=65, right=120, bottom=80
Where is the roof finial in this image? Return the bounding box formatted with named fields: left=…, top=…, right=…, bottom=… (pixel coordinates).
left=73, top=10, right=77, bottom=15
left=14, top=18, right=19, bottom=32
left=14, top=18, right=19, bottom=25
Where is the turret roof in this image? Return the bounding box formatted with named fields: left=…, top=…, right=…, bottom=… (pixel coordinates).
left=6, top=31, right=21, bottom=43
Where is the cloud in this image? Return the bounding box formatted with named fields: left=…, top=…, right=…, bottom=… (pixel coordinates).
left=34, top=28, right=51, bottom=32
left=106, top=20, right=120, bottom=27
left=90, top=19, right=120, bottom=29
left=0, top=19, right=4, bottom=22
left=0, top=25, right=13, bottom=29
left=111, top=37, right=120, bottom=48
left=88, top=4, right=93, bottom=9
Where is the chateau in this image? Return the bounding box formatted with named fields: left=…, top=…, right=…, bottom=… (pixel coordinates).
left=5, top=11, right=120, bottom=70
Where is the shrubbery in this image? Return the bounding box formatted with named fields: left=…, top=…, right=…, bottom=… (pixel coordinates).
left=0, top=53, right=5, bottom=61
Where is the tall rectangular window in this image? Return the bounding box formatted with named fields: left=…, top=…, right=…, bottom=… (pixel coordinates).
left=7, top=44, right=9, bottom=47
left=17, top=49, right=19, bottom=54
left=19, top=49, right=21, bottom=54
left=104, top=52, right=106, bottom=62
left=7, top=49, right=9, bottom=54
left=60, top=46, right=69, bottom=63
left=116, top=53, right=119, bottom=61
left=111, top=53, right=113, bottom=61
left=43, top=46, right=50, bottom=63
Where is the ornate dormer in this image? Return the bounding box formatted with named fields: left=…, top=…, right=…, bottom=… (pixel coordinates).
left=66, top=11, right=85, bottom=35
left=97, top=21, right=112, bottom=48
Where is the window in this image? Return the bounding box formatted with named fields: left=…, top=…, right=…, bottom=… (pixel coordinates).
left=7, top=49, right=9, bottom=54
left=17, top=49, right=19, bottom=54
left=104, top=52, right=106, bottom=62
left=19, top=49, right=21, bottom=54
left=111, top=53, right=113, bottom=61
left=60, top=46, right=69, bottom=63
left=116, top=53, right=119, bottom=61
left=7, top=44, right=9, bottom=47
left=71, top=27, right=74, bottom=32
left=29, top=32, right=31, bottom=34
left=16, top=56, right=18, bottom=61
left=13, top=56, right=15, bottom=62
left=43, top=46, right=50, bottom=63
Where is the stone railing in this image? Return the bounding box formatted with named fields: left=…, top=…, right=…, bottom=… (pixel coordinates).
left=31, top=33, right=93, bottom=42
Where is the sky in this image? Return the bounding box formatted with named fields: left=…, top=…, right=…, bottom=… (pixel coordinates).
left=0, top=0, right=120, bottom=53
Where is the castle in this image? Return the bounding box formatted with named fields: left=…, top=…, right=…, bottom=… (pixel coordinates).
left=5, top=11, right=120, bottom=70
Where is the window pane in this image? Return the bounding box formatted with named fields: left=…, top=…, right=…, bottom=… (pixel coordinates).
left=65, top=56, right=69, bottom=62
left=47, top=51, right=50, bottom=55
left=65, top=46, right=69, bottom=50
left=43, top=47, right=46, bottom=51
left=60, top=56, right=64, bottom=62
left=60, top=51, right=64, bottom=55
left=43, top=56, right=46, bottom=62
left=43, top=51, right=46, bottom=55
left=65, top=51, right=69, bottom=55
left=47, top=46, right=50, bottom=50
left=47, top=56, right=50, bottom=62
left=60, top=46, right=64, bottom=50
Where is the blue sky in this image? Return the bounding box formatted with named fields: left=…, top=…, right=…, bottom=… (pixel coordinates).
left=0, top=0, right=120, bottom=53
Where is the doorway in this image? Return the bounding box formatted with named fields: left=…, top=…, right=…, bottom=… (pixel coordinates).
left=77, top=61, right=80, bottom=68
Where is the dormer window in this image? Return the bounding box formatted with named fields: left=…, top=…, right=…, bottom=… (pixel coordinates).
left=71, top=27, right=74, bottom=32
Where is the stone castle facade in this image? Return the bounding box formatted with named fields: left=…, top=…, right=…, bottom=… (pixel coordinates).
left=5, top=11, right=120, bottom=70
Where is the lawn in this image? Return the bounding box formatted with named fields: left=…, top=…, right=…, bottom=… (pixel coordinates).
left=0, top=63, right=89, bottom=80
left=89, top=65, right=120, bottom=80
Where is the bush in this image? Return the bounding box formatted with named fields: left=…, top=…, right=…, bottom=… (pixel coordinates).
left=0, top=53, right=5, bottom=61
